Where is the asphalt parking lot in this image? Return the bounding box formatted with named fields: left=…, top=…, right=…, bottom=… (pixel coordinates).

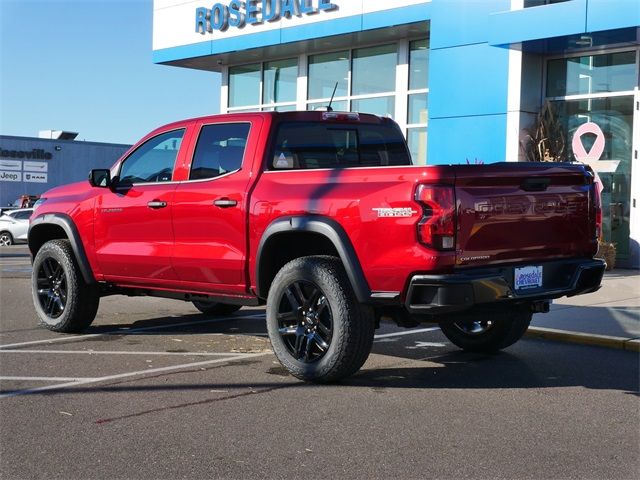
left=1, top=247, right=639, bottom=479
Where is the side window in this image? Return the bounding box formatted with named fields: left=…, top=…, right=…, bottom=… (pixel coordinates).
left=13, top=211, right=32, bottom=220
left=190, top=123, right=250, bottom=181
left=271, top=122, right=411, bottom=170
left=118, top=129, right=185, bottom=185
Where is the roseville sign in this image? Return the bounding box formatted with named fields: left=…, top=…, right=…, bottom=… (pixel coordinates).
left=0, top=147, right=52, bottom=160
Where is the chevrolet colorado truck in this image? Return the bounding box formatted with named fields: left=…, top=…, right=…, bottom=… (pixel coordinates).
left=29, top=111, right=605, bottom=382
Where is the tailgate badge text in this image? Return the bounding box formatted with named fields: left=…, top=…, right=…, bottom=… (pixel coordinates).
left=372, top=207, right=417, bottom=218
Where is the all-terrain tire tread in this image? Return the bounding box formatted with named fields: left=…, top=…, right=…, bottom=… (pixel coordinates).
left=267, top=256, right=374, bottom=383
left=32, top=239, right=99, bottom=333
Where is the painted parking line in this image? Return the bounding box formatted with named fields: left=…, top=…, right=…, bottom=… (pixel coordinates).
left=0, top=376, right=98, bottom=382
left=374, top=327, right=440, bottom=340
left=0, top=312, right=267, bottom=350
left=0, top=352, right=272, bottom=399
left=0, top=350, right=255, bottom=356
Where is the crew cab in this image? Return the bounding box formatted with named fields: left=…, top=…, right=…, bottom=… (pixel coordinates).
left=29, top=111, right=605, bottom=382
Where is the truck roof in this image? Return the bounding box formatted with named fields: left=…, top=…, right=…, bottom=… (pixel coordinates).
left=155, top=111, right=390, bottom=133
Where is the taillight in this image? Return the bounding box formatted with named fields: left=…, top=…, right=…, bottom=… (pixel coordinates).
left=415, top=184, right=456, bottom=250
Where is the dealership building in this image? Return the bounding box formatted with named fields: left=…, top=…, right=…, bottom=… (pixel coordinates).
left=154, top=0, right=640, bottom=266
left=0, top=134, right=129, bottom=208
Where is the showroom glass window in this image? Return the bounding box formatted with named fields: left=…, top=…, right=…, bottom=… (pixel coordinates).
left=263, top=59, right=297, bottom=105
left=190, top=123, right=251, bottom=181
left=228, top=59, right=298, bottom=112
left=407, top=39, right=429, bottom=165
left=118, top=129, right=184, bottom=184
left=308, top=51, right=349, bottom=101
left=547, top=51, right=636, bottom=97
left=229, top=63, right=261, bottom=108
left=351, top=44, right=397, bottom=118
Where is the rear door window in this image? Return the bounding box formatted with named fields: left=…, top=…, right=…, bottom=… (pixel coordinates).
left=189, top=123, right=251, bottom=181
left=270, top=122, right=412, bottom=170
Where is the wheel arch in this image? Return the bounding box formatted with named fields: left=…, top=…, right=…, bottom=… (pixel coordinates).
left=255, top=216, right=370, bottom=303
left=29, top=213, right=96, bottom=284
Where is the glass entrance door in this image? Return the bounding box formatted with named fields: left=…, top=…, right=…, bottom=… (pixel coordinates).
left=555, top=96, right=634, bottom=263
left=546, top=48, right=639, bottom=267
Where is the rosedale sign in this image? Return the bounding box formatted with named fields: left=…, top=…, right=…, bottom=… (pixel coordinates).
left=196, top=0, right=338, bottom=33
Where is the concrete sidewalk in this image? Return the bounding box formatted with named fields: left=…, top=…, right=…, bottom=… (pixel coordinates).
left=529, top=269, right=640, bottom=351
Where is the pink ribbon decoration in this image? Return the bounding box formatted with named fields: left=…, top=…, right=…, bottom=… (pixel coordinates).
left=572, top=122, right=605, bottom=161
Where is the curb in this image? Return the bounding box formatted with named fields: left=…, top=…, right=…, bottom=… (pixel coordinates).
left=526, top=327, right=640, bottom=352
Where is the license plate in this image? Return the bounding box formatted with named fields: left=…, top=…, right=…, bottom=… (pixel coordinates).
left=514, top=265, right=543, bottom=290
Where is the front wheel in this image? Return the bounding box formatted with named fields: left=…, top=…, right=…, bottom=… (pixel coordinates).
left=266, top=256, right=375, bottom=383
left=32, top=239, right=100, bottom=333
left=439, top=308, right=532, bottom=353
left=0, top=231, right=14, bottom=246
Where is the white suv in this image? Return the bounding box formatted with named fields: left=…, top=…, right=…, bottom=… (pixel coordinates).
left=0, top=208, right=33, bottom=246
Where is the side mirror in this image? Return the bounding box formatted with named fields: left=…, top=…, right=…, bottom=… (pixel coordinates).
left=89, top=169, right=112, bottom=188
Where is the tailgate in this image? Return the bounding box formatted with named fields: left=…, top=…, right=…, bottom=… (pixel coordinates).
left=454, top=163, right=596, bottom=267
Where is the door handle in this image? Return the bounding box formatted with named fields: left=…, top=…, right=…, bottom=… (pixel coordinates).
left=214, top=198, right=238, bottom=208
left=147, top=200, right=167, bottom=209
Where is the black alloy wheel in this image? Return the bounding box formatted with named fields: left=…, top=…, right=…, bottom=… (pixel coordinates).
left=276, top=280, right=333, bottom=363
left=266, top=256, right=375, bottom=383
left=32, top=239, right=100, bottom=332
left=439, top=308, right=532, bottom=353
left=36, top=257, right=67, bottom=318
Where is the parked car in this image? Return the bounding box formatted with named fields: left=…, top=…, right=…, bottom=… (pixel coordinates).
left=0, top=208, right=33, bottom=245
left=29, top=111, right=604, bottom=383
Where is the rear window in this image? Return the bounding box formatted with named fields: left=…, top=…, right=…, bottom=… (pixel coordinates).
left=270, top=122, right=412, bottom=170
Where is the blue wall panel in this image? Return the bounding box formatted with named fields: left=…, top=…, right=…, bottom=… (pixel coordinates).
left=427, top=115, right=508, bottom=165
left=362, top=3, right=431, bottom=30
left=430, top=0, right=510, bottom=49
left=487, top=0, right=587, bottom=46
left=429, top=43, right=509, bottom=118
left=587, top=0, right=640, bottom=33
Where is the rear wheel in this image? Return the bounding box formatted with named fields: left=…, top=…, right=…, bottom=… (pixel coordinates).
left=0, top=231, right=13, bottom=246
left=32, top=239, right=100, bottom=332
left=439, top=308, right=532, bottom=353
left=192, top=300, right=241, bottom=316
left=266, top=256, right=375, bottom=383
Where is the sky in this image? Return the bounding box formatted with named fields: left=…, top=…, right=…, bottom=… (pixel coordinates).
left=0, top=0, right=221, bottom=145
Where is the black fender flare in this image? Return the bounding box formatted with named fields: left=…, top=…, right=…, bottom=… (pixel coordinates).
left=255, top=216, right=371, bottom=303
left=29, top=213, right=96, bottom=284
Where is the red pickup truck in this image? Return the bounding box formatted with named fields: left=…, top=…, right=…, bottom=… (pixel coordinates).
left=29, top=111, right=605, bottom=382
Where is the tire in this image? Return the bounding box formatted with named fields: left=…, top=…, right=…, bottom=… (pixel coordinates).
left=32, top=239, right=100, bottom=333
left=439, top=308, right=532, bottom=353
left=0, top=231, right=13, bottom=246
left=266, top=256, right=375, bottom=383
left=192, top=300, right=242, bottom=316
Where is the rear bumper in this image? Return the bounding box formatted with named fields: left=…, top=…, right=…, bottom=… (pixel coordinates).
left=405, top=258, right=605, bottom=315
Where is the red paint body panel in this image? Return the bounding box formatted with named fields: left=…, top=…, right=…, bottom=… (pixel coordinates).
left=249, top=166, right=457, bottom=294
left=453, top=164, right=597, bottom=267
left=31, top=112, right=599, bottom=304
